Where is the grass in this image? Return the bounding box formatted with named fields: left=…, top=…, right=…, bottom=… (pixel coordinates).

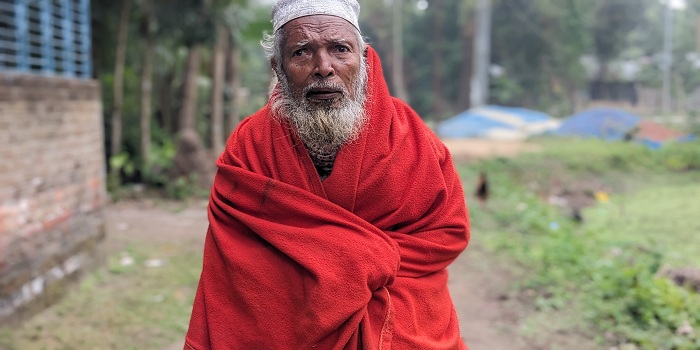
left=0, top=239, right=202, bottom=350
left=585, top=181, right=700, bottom=268
left=460, top=138, right=700, bottom=349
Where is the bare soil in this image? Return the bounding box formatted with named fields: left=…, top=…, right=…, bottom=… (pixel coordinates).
left=442, top=138, right=542, bottom=161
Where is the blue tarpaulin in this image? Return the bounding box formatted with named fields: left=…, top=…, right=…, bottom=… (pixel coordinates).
left=553, top=107, right=695, bottom=149
left=436, top=105, right=559, bottom=140
left=553, top=108, right=640, bottom=141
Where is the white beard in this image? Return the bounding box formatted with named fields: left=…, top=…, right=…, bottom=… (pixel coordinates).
left=270, top=56, right=369, bottom=154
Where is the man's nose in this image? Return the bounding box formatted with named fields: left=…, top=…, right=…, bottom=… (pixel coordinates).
left=314, top=51, right=334, bottom=78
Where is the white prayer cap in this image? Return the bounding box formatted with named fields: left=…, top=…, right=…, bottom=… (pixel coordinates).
left=272, top=0, right=361, bottom=33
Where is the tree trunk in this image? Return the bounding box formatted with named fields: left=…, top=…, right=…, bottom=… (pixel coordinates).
left=110, top=0, right=131, bottom=161
left=431, top=1, right=443, bottom=120
left=458, top=20, right=474, bottom=111
left=179, top=45, right=202, bottom=132
left=173, top=45, right=213, bottom=189
left=210, top=24, right=227, bottom=154
left=391, top=0, right=410, bottom=103
left=674, top=72, right=685, bottom=114
left=696, top=15, right=700, bottom=51
left=470, top=0, right=492, bottom=107
left=158, top=72, right=175, bottom=134
left=597, top=61, right=610, bottom=81
left=140, top=0, right=155, bottom=169
left=566, top=82, right=580, bottom=115
left=226, top=37, right=243, bottom=133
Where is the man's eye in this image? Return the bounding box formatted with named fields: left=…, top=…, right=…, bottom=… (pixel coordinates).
left=292, top=49, right=305, bottom=56
left=337, top=46, right=349, bottom=53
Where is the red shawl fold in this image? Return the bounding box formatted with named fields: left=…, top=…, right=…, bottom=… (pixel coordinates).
left=185, top=46, right=470, bottom=350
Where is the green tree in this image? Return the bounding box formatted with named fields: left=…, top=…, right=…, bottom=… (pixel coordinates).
left=92, top=0, right=274, bottom=194
left=592, top=0, right=646, bottom=80
left=490, top=0, right=593, bottom=115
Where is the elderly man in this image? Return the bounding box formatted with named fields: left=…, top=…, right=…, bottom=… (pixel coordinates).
left=184, top=0, right=470, bottom=349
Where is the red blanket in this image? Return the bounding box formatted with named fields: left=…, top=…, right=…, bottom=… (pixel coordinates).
left=185, top=46, right=470, bottom=350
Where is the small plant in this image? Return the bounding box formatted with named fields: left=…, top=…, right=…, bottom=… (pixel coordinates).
left=658, top=140, right=700, bottom=171
left=107, top=152, right=138, bottom=197
left=142, top=140, right=177, bottom=186
left=165, top=173, right=208, bottom=200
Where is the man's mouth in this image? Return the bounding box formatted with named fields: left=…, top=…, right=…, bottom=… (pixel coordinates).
left=306, top=88, right=342, bottom=101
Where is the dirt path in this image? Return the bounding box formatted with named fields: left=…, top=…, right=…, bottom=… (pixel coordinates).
left=446, top=139, right=539, bottom=349
left=441, top=139, right=541, bottom=161
left=449, top=242, right=532, bottom=350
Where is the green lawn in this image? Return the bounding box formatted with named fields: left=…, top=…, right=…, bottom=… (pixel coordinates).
left=585, top=180, right=700, bottom=268
left=0, top=238, right=202, bottom=350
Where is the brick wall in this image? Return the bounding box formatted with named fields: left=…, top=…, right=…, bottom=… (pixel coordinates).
left=0, top=73, right=106, bottom=325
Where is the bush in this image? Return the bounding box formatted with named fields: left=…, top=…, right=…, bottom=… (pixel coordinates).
left=657, top=141, right=700, bottom=171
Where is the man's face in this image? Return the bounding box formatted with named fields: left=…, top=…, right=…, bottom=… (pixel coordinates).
left=277, top=15, right=363, bottom=109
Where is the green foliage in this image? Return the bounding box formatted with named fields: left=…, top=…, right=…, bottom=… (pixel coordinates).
left=142, top=137, right=177, bottom=185
left=360, top=0, right=697, bottom=118
left=532, top=137, right=662, bottom=172
left=490, top=74, right=524, bottom=106
left=464, top=139, right=700, bottom=349
left=100, top=66, right=142, bottom=153
left=108, top=152, right=137, bottom=193
left=585, top=247, right=700, bottom=349
left=166, top=174, right=208, bottom=201
left=110, top=153, right=137, bottom=178
left=93, top=0, right=274, bottom=199
left=107, top=139, right=209, bottom=201
left=221, top=1, right=273, bottom=43
left=156, top=0, right=217, bottom=47
left=592, top=0, right=646, bottom=65
left=656, top=141, right=700, bottom=171
left=490, top=0, right=594, bottom=114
